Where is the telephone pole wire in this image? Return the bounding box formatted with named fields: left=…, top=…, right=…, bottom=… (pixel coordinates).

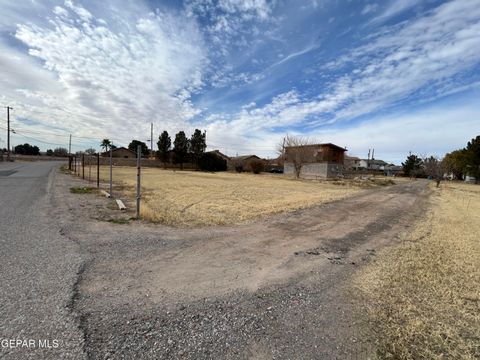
left=6, top=106, right=13, bottom=161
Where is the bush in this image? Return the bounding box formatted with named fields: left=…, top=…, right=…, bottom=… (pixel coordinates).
left=198, top=152, right=227, bottom=172
left=250, top=159, right=265, bottom=174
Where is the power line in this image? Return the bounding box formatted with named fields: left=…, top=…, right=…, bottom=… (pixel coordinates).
left=7, top=129, right=96, bottom=149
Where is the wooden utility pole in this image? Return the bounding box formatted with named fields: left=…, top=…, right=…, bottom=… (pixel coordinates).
left=136, top=145, right=141, bottom=219
left=6, top=106, right=13, bottom=161
left=150, top=123, right=153, bottom=159
left=97, top=153, right=100, bottom=188
left=109, top=146, right=113, bottom=196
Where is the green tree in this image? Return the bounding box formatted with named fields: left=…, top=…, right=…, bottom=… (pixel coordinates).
left=14, top=143, right=40, bottom=155
left=402, top=154, right=423, bottom=177
left=85, top=147, right=96, bottom=155
left=128, top=140, right=149, bottom=157
left=443, top=149, right=467, bottom=180
left=100, top=139, right=111, bottom=153
left=46, top=149, right=53, bottom=156
left=173, top=131, right=190, bottom=169
left=190, top=129, right=206, bottom=169
left=157, top=131, right=171, bottom=168
left=464, top=135, right=480, bottom=182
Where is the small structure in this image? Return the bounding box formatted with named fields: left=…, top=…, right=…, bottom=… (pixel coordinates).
left=356, top=158, right=388, bottom=171
left=284, top=143, right=347, bottom=179
left=344, top=155, right=361, bottom=170
left=102, top=147, right=136, bottom=158
left=229, top=155, right=262, bottom=172
left=383, top=164, right=403, bottom=177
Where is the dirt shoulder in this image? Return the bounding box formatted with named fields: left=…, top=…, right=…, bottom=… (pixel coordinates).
left=53, top=172, right=430, bottom=359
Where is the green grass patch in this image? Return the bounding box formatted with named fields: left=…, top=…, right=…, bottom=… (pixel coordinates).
left=70, top=186, right=95, bottom=194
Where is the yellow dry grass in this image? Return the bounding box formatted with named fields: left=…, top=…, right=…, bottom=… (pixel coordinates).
left=355, top=182, right=480, bottom=359
left=99, top=167, right=364, bottom=226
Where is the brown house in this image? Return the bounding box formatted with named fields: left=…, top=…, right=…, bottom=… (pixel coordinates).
left=284, top=143, right=347, bottom=179
left=229, top=154, right=264, bottom=172
left=101, top=147, right=136, bottom=158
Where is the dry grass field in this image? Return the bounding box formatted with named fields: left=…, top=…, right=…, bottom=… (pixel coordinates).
left=356, top=182, right=480, bottom=359
left=98, top=166, right=371, bottom=226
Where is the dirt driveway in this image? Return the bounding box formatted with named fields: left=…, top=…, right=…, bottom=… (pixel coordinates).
left=54, top=174, right=430, bottom=359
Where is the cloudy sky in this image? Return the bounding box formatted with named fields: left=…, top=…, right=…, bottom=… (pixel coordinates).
left=1, top=0, right=479, bottom=163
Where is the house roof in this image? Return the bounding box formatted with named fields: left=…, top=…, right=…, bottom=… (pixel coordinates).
left=285, top=143, right=347, bottom=152
left=101, top=147, right=135, bottom=155
left=113, top=147, right=134, bottom=152
left=345, top=155, right=361, bottom=160
left=370, top=159, right=388, bottom=165
left=207, top=150, right=230, bottom=160
left=230, top=154, right=260, bottom=161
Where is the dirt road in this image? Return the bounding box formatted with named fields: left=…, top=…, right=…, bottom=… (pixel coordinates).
left=55, top=173, right=430, bottom=359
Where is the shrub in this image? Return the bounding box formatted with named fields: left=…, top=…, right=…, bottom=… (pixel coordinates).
left=198, top=152, right=227, bottom=172
left=250, top=159, right=265, bottom=174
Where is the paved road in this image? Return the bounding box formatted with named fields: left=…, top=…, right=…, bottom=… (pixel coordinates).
left=0, top=162, right=85, bottom=359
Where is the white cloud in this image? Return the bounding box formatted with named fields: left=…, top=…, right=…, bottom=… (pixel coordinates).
left=184, top=0, right=277, bottom=89
left=203, top=0, right=480, bottom=158
left=218, top=0, right=274, bottom=20
left=361, top=3, right=378, bottom=15
left=306, top=0, right=480, bottom=124
left=317, top=103, right=480, bottom=163
left=370, top=0, right=420, bottom=24
left=3, top=1, right=207, bottom=150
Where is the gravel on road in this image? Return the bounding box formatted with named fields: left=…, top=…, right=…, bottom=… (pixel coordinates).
left=52, top=169, right=430, bottom=359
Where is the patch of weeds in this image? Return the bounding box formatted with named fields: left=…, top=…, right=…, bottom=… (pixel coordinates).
left=70, top=186, right=95, bottom=194
left=108, top=218, right=131, bottom=224
left=59, top=165, right=70, bottom=174
left=370, top=178, right=395, bottom=186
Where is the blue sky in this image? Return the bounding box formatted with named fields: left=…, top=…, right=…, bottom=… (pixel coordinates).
left=1, top=0, right=479, bottom=163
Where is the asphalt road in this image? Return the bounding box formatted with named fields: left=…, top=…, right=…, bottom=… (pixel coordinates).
left=0, top=161, right=85, bottom=359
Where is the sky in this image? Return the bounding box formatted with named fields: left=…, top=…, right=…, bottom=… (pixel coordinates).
left=1, top=0, right=480, bottom=163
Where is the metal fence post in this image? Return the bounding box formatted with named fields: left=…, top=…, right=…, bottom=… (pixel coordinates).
left=109, top=147, right=113, bottom=197
left=82, top=153, right=85, bottom=179
left=97, top=153, right=100, bottom=188
left=136, top=145, right=141, bottom=219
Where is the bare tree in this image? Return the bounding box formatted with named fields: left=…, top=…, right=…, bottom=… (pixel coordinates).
left=280, top=135, right=316, bottom=179
left=424, top=156, right=444, bottom=187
